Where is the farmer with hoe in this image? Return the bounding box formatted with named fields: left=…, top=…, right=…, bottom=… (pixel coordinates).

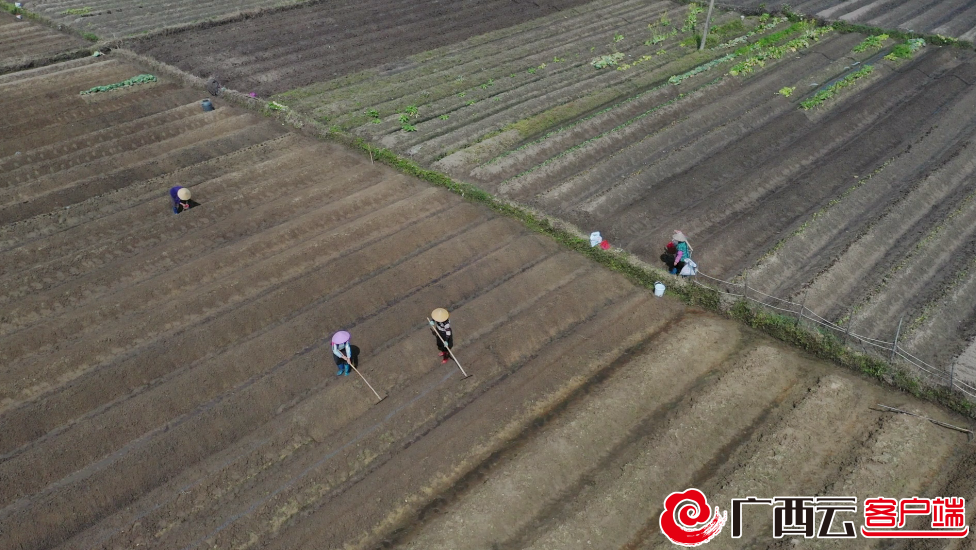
left=661, top=230, right=693, bottom=275
left=332, top=330, right=354, bottom=376
left=169, top=186, right=192, bottom=214
left=430, top=308, right=454, bottom=364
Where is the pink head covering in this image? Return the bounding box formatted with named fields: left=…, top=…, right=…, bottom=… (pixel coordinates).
left=332, top=330, right=350, bottom=345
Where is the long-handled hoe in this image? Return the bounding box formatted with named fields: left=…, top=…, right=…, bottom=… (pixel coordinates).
left=340, top=353, right=385, bottom=403
left=428, top=317, right=470, bottom=379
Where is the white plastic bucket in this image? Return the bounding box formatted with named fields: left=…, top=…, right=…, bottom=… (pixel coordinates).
left=654, top=282, right=665, bottom=297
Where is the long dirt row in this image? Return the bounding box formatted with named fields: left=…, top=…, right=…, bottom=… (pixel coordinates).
left=229, top=0, right=976, bottom=385
left=0, top=11, right=89, bottom=74
left=727, top=0, right=976, bottom=41
left=5, top=11, right=976, bottom=549
left=130, top=0, right=596, bottom=97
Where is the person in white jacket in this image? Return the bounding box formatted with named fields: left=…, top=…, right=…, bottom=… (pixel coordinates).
left=332, top=330, right=353, bottom=376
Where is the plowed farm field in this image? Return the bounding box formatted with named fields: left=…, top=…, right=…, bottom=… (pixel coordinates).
left=215, top=0, right=976, bottom=386
left=7, top=0, right=976, bottom=548
left=726, top=0, right=976, bottom=42
left=0, top=11, right=89, bottom=73
left=131, top=0, right=594, bottom=96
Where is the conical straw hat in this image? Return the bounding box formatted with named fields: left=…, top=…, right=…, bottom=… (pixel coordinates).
left=431, top=308, right=449, bottom=322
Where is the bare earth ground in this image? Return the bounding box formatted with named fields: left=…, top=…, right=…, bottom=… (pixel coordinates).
left=0, top=11, right=89, bottom=73
left=3, top=51, right=976, bottom=550
left=723, top=0, right=976, bottom=42
left=15, top=0, right=309, bottom=38
left=157, top=0, right=976, bottom=385
left=130, top=0, right=594, bottom=97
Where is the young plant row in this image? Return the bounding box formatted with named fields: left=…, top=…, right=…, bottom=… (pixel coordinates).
left=80, top=74, right=157, bottom=95
left=800, top=65, right=874, bottom=110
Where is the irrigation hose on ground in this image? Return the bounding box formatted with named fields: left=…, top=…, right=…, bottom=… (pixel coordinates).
left=876, top=404, right=974, bottom=441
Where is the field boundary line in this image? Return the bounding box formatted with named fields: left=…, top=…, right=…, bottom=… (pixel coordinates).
left=106, top=47, right=976, bottom=423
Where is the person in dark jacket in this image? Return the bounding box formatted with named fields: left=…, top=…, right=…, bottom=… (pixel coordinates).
left=430, top=308, right=454, bottom=364
left=169, top=186, right=192, bottom=214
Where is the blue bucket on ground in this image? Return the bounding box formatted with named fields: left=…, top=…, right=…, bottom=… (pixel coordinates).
left=201, top=99, right=214, bottom=112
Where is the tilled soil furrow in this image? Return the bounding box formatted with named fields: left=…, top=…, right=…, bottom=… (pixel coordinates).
left=604, top=47, right=966, bottom=270
left=524, top=35, right=844, bottom=209
left=0, top=199, right=486, bottom=460
left=528, top=342, right=806, bottom=550
left=307, top=0, right=669, bottom=123
left=492, top=22, right=839, bottom=196
left=226, top=283, right=669, bottom=550
left=1, top=103, right=223, bottom=186
left=676, top=374, right=879, bottom=549
left=0, top=111, right=260, bottom=212
left=0, top=58, right=127, bottom=107
left=0, top=212, right=529, bottom=549
left=396, top=315, right=741, bottom=550
left=0, top=78, right=183, bottom=145
left=369, top=5, right=693, bottom=155
left=0, top=85, right=203, bottom=158
left=853, top=201, right=976, bottom=342
left=0, top=119, right=287, bottom=224
left=0, top=179, right=435, bottom=418
left=794, top=404, right=967, bottom=550
left=683, top=53, right=974, bottom=278
left=748, top=59, right=976, bottom=299
left=133, top=0, right=597, bottom=96
left=0, top=141, right=334, bottom=318
left=0, top=132, right=302, bottom=260
left=77, top=238, right=572, bottom=550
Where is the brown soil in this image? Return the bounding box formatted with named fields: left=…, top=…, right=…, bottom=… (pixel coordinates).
left=0, top=11, right=89, bottom=74
left=3, top=52, right=976, bottom=550
left=726, top=0, right=976, bottom=41
left=129, top=0, right=596, bottom=97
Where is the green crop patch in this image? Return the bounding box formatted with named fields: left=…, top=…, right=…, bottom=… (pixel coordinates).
left=80, top=74, right=157, bottom=95
left=800, top=65, right=874, bottom=109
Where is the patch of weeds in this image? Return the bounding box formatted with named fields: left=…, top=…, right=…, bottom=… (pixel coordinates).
left=480, top=79, right=494, bottom=89
left=62, top=7, right=92, bottom=15
left=439, top=114, right=450, bottom=120
left=591, top=52, right=626, bottom=69
left=457, top=91, right=466, bottom=98
left=778, top=86, right=795, bottom=97
left=613, top=33, right=625, bottom=42
left=509, top=73, right=517, bottom=78
left=669, top=53, right=736, bottom=84
left=466, top=100, right=477, bottom=106
left=646, top=28, right=677, bottom=46
left=265, top=100, right=287, bottom=112
left=884, top=38, right=925, bottom=60
left=82, top=32, right=99, bottom=41
left=553, top=56, right=564, bottom=62
left=852, top=33, right=888, bottom=52
left=681, top=2, right=704, bottom=33
left=800, top=64, right=874, bottom=109
left=658, top=12, right=671, bottom=27
left=366, top=108, right=379, bottom=118
left=657, top=49, right=667, bottom=55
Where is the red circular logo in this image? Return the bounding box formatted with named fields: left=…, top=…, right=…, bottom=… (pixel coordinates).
left=660, top=489, right=727, bottom=546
